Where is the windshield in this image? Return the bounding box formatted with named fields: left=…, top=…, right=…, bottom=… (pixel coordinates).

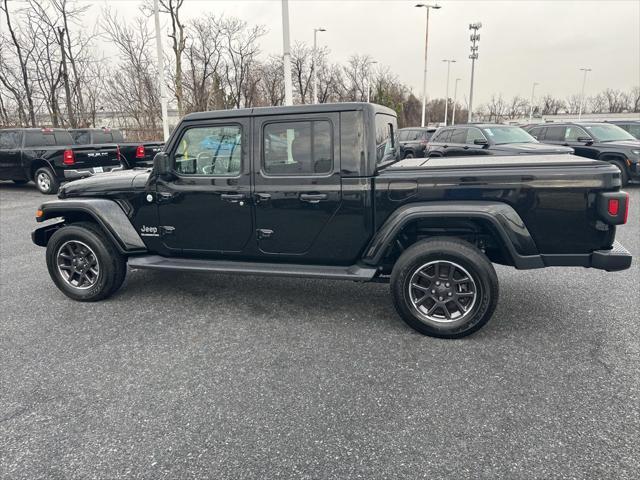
left=482, top=126, right=537, bottom=144
left=583, top=124, right=636, bottom=142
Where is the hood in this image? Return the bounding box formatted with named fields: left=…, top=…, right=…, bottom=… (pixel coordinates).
left=59, top=169, right=150, bottom=198
left=595, top=139, right=640, bottom=149
left=491, top=142, right=574, bottom=154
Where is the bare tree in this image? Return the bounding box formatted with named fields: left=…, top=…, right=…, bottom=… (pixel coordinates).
left=182, top=14, right=225, bottom=112
left=629, top=86, right=640, bottom=113
left=100, top=9, right=161, bottom=132
left=1, top=0, right=36, bottom=126
left=220, top=17, right=266, bottom=109
left=541, top=95, right=565, bottom=115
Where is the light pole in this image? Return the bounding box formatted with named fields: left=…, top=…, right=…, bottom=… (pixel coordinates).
left=578, top=67, right=591, bottom=120
left=281, top=0, right=293, bottom=106
left=528, top=82, right=539, bottom=122
left=468, top=22, right=481, bottom=123
left=415, top=3, right=441, bottom=127
left=442, top=59, right=456, bottom=125
left=312, top=27, right=326, bottom=104
left=452, top=77, right=461, bottom=125
left=366, top=60, right=378, bottom=103
left=153, top=0, right=169, bottom=140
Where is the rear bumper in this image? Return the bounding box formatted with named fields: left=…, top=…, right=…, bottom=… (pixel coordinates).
left=541, top=241, right=632, bottom=272
left=63, top=165, right=123, bottom=180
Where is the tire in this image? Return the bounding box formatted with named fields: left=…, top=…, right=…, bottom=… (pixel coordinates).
left=390, top=237, right=499, bottom=339
left=12, top=179, right=29, bottom=185
left=46, top=222, right=127, bottom=302
left=34, top=166, right=60, bottom=194
left=405, top=152, right=415, bottom=159
left=610, top=160, right=629, bottom=187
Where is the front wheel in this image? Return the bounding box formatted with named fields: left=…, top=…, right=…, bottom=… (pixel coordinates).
left=46, top=222, right=127, bottom=301
left=391, top=238, right=499, bottom=338
left=404, top=152, right=415, bottom=159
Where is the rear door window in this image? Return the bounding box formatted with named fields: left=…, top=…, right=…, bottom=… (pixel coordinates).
left=545, top=126, right=566, bottom=142
left=0, top=131, right=20, bottom=149
left=263, top=120, right=332, bottom=175
left=450, top=128, right=467, bottom=144
left=432, top=129, right=452, bottom=143
left=24, top=131, right=56, bottom=147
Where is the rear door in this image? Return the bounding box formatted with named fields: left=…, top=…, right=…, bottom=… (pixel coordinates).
left=253, top=112, right=341, bottom=256
left=0, top=130, right=24, bottom=179
left=445, top=128, right=469, bottom=156
left=541, top=125, right=566, bottom=145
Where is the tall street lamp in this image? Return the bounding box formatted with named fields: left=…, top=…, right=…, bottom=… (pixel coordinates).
left=312, top=27, right=326, bottom=104
left=281, top=0, right=293, bottom=106
left=452, top=77, right=461, bottom=125
left=415, top=3, right=441, bottom=127
left=442, top=59, right=456, bottom=125
left=528, top=81, right=539, bottom=122
left=366, top=60, right=378, bottom=103
left=578, top=67, right=592, bottom=120
left=467, top=22, right=481, bottom=122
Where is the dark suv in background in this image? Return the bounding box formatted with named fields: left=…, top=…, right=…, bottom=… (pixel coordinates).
left=426, top=124, right=573, bottom=158
left=605, top=120, right=640, bottom=140
left=525, top=122, right=640, bottom=185
left=398, top=127, right=436, bottom=158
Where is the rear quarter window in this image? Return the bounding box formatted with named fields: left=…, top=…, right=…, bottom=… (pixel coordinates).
left=375, top=113, right=398, bottom=166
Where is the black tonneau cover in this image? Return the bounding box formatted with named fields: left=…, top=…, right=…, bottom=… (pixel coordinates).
left=385, top=154, right=605, bottom=170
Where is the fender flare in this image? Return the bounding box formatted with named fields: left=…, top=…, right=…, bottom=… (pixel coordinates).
left=362, top=201, right=545, bottom=269
left=27, top=158, right=55, bottom=179
left=32, top=198, right=147, bottom=254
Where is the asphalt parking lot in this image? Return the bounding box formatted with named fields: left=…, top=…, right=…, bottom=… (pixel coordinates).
left=1, top=182, right=638, bottom=480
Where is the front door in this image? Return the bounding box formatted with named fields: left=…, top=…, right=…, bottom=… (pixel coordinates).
left=155, top=120, right=253, bottom=255
left=252, top=112, right=342, bottom=256
left=563, top=125, right=598, bottom=158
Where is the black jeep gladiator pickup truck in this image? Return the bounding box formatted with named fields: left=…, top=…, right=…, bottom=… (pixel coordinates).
left=69, top=128, right=164, bottom=169
left=31, top=103, right=632, bottom=338
left=0, top=128, right=122, bottom=194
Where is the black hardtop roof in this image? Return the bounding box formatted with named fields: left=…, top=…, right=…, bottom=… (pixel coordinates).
left=182, top=102, right=396, bottom=121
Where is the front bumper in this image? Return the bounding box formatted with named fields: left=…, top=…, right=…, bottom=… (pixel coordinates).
left=63, top=165, right=123, bottom=180
left=541, top=241, right=632, bottom=272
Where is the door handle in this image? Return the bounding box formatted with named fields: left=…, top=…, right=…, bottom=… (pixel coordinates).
left=443, top=145, right=449, bottom=148
left=300, top=193, right=328, bottom=203
left=463, top=146, right=469, bottom=150
left=255, top=193, right=271, bottom=203
left=221, top=193, right=245, bottom=203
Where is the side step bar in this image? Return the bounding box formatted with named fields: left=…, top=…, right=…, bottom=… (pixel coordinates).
left=128, top=255, right=378, bottom=282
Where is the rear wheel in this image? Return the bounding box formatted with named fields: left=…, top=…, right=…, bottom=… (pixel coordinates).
left=610, top=160, right=629, bottom=186
left=404, top=152, right=415, bottom=159
left=34, top=167, right=59, bottom=194
left=391, top=238, right=499, bottom=338
left=46, top=222, right=127, bottom=301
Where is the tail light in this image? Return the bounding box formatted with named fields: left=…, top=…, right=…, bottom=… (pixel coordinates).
left=116, top=145, right=121, bottom=161
left=135, top=145, right=145, bottom=159
left=63, top=149, right=75, bottom=165
left=598, top=191, right=629, bottom=225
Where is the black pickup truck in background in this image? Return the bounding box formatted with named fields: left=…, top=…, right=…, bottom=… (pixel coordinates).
left=32, top=103, right=632, bottom=338
left=69, top=128, right=164, bottom=169
left=0, top=128, right=122, bottom=194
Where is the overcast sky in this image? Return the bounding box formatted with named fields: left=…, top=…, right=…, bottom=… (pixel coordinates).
left=79, top=0, right=640, bottom=105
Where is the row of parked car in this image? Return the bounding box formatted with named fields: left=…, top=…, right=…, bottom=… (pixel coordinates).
left=0, top=127, right=163, bottom=194
left=398, top=120, right=640, bottom=185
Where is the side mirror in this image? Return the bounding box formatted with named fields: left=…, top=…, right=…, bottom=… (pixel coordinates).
left=577, top=136, right=593, bottom=144
left=474, top=138, right=488, bottom=145
left=152, top=152, right=171, bottom=176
